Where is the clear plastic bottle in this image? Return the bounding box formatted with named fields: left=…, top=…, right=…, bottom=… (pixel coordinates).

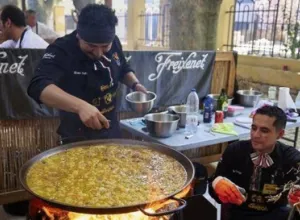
left=268, top=86, right=277, bottom=101
left=185, top=89, right=199, bottom=135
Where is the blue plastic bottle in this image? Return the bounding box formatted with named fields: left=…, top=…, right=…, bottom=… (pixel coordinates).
left=203, top=96, right=213, bottom=123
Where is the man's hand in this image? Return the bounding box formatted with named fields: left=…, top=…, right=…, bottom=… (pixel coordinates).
left=288, top=185, right=300, bottom=206
left=77, top=102, right=110, bottom=130
left=212, top=176, right=246, bottom=205
left=135, top=83, right=148, bottom=94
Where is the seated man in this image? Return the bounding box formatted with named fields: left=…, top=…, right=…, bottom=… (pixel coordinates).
left=210, top=105, right=300, bottom=220
left=0, top=5, right=48, bottom=49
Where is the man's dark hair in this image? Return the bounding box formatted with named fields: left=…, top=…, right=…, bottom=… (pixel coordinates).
left=25, top=9, right=36, bottom=15
left=1, top=5, right=26, bottom=27
left=255, top=105, right=287, bottom=130
left=78, top=4, right=118, bottom=27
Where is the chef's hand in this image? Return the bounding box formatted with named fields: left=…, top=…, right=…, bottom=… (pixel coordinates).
left=288, top=185, right=300, bottom=206
left=135, top=83, right=148, bottom=94
left=77, top=102, right=110, bottom=130
left=212, top=176, right=246, bottom=205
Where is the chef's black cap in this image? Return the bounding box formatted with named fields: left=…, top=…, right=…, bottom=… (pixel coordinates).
left=77, top=4, right=118, bottom=44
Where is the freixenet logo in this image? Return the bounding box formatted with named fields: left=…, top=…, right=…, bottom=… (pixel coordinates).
left=0, top=51, right=28, bottom=76
left=148, top=52, right=209, bottom=81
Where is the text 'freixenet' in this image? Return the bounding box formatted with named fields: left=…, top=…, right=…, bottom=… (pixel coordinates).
left=0, top=51, right=28, bottom=76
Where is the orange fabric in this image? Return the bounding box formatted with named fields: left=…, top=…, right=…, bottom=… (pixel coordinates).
left=288, top=189, right=300, bottom=206
left=214, top=178, right=246, bottom=205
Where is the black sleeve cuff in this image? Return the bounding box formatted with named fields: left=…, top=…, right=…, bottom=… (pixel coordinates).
left=27, top=77, right=54, bottom=104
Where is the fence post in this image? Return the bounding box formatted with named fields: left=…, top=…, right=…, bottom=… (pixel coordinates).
left=271, top=0, right=280, bottom=57
left=127, top=0, right=145, bottom=50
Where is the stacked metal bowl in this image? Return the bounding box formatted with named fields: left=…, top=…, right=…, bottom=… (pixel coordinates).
left=144, top=113, right=180, bottom=138
left=126, top=91, right=157, bottom=114
left=236, top=90, right=262, bottom=107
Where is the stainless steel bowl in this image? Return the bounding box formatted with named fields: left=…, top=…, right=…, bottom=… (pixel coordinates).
left=126, top=91, right=157, bottom=114
left=168, top=105, right=187, bottom=128
left=144, top=113, right=180, bottom=138
left=237, top=90, right=262, bottom=107
left=207, top=94, right=234, bottom=111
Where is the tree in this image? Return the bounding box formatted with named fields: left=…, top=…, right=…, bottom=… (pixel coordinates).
left=73, top=0, right=96, bottom=12
left=169, top=0, right=223, bottom=50
left=36, top=0, right=61, bottom=25
left=72, top=0, right=106, bottom=22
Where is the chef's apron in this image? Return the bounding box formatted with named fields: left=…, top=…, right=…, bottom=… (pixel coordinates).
left=57, top=52, right=122, bottom=142
left=230, top=161, right=290, bottom=220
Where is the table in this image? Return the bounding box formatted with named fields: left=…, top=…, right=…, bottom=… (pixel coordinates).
left=120, top=108, right=300, bottom=151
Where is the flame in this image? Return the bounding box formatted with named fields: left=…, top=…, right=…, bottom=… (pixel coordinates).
left=33, top=185, right=191, bottom=220
left=68, top=210, right=155, bottom=220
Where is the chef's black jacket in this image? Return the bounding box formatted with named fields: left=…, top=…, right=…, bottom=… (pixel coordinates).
left=27, top=31, right=133, bottom=140
left=209, top=140, right=300, bottom=220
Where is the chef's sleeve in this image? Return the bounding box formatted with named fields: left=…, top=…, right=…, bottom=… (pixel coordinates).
left=283, top=146, right=300, bottom=182
left=27, top=45, right=68, bottom=104
left=114, top=36, right=134, bottom=81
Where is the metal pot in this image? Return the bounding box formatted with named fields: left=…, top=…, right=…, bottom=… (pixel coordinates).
left=144, top=113, right=180, bottom=138
left=19, top=139, right=194, bottom=215
left=207, top=94, right=234, bottom=111
left=237, top=90, right=262, bottom=107
left=126, top=91, right=156, bottom=114
left=168, top=105, right=187, bottom=128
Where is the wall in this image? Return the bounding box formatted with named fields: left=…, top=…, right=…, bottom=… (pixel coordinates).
left=237, top=55, right=300, bottom=98
left=216, top=0, right=235, bottom=51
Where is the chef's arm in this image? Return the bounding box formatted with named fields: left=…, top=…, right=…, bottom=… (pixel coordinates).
left=122, top=72, right=147, bottom=93
left=30, top=83, right=109, bottom=130
left=39, top=84, right=86, bottom=113
left=122, top=72, right=139, bottom=88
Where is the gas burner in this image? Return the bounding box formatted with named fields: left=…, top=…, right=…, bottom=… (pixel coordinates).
left=27, top=198, right=179, bottom=220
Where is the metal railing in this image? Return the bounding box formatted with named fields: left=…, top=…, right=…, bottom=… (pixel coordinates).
left=116, top=11, right=128, bottom=44
left=224, top=0, right=300, bottom=58
left=138, top=3, right=170, bottom=48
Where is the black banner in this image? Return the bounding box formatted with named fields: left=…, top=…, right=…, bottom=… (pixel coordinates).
left=0, top=49, right=215, bottom=119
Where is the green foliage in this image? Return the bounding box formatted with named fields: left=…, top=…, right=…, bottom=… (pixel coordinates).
left=284, top=22, right=300, bottom=59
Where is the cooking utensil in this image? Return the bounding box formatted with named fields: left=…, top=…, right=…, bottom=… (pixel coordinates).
left=19, top=139, right=194, bottom=215
left=168, top=105, right=187, bottom=128
left=207, top=94, right=234, bottom=111
left=236, top=90, right=262, bottom=107
left=233, top=122, right=251, bottom=130
left=126, top=91, right=156, bottom=114
left=144, top=113, right=180, bottom=138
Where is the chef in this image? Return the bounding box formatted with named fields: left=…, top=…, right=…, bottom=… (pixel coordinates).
left=209, top=105, right=300, bottom=220
left=27, top=4, right=147, bottom=143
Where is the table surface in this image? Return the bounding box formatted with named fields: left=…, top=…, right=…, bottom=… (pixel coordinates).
left=120, top=108, right=300, bottom=151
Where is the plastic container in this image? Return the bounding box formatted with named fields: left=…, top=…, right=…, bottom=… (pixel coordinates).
left=185, top=89, right=199, bottom=135
left=268, top=86, right=277, bottom=101
left=227, top=105, right=244, bottom=117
